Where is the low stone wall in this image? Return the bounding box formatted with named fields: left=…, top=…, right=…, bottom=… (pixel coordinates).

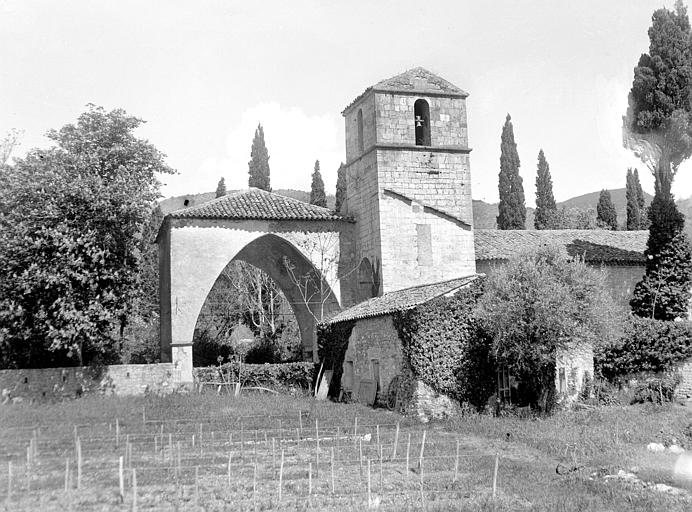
left=674, top=360, right=692, bottom=400
left=0, top=364, right=183, bottom=402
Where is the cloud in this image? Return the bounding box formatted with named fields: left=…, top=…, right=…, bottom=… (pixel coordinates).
left=162, top=102, right=343, bottom=198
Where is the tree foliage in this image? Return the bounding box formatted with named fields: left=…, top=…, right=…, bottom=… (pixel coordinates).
left=497, top=114, right=526, bottom=230
left=625, top=0, right=692, bottom=194
left=596, top=189, right=618, bottom=230
left=476, top=246, right=622, bottom=413
left=626, top=168, right=642, bottom=230
left=0, top=105, right=174, bottom=368
left=215, top=177, right=227, bottom=198
left=633, top=169, right=648, bottom=228
left=544, top=207, right=599, bottom=230
left=334, top=162, right=346, bottom=213
left=309, top=160, right=327, bottom=207
left=534, top=149, right=557, bottom=230
left=248, top=123, right=271, bottom=191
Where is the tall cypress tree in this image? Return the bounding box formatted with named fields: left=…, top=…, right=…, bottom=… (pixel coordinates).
left=334, top=162, right=346, bottom=212
left=310, top=160, right=326, bottom=207
left=215, top=177, right=227, bottom=198
left=625, top=168, right=641, bottom=230
left=633, top=168, right=647, bottom=229
left=534, top=149, right=557, bottom=230
left=497, top=114, right=526, bottom=230
left=596, top=190, right=618, bottom=230
left=248, top=124, right=271, bottom=191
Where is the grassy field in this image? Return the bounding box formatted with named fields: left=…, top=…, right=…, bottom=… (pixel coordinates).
left=1, top=392, right=692, bottom=511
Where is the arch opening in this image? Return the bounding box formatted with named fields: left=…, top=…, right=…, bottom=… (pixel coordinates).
left=414, top=99, right=431, bottom=146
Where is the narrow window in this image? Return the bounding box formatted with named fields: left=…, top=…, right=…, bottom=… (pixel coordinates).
left=357, top=109, right=364, bottom=153
left=414, top=99, right=431, bottom=146
left=357, top=258, right=375, bottom=301
left=416, top=224, right=432, bottom=266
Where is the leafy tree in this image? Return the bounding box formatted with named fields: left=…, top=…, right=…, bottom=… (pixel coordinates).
left=544, top=207, right=599, bottom=230
left=476, top=245, right=622, bottom=413
left=596, top=189, right=618, bottom=230
left=534, top=149, right=557, bottom=229
left=626, top=168, right=642, bottom=230
left=215, top=177, right=227, bottom=198
left=248, top=123, right=271, bottom=191
left=624, top=0, right=692, bottom=199
left=334, top=162, right=346, bottom=213
left=0, top=105, right=174, bottom=369
left=0, top=129, right=22, bottom=167
left=310, top=160, right=327, bottom=207
left=497, top=114, right=526, bottom=229
left=633, top=168, right=648, bottom=228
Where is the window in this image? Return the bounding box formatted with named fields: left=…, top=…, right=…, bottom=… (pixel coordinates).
left=414, top=99, right=431, bottom=146
left=357, top=258, right=375, bottom=301
left=357, top=109, right=364, bottom=153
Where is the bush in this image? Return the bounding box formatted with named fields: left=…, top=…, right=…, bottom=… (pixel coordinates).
left=631, top=373, right=681, bottom=404
left=194, top=362, right=317, bottom=392
left=596, top=316, right=692, bottom=380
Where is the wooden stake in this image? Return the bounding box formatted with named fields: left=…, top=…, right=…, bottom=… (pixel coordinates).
left=194, top=466, right=199, bottom=503
left=227, top=453, right=232, bottom=487
left=142, top=406, right=146, bottom=424
left=272, top=438, right=276, bottom=474
left=177, top=441, right=181, bottom=477
left=192, top=434, right=195, bottom=449
left=64, top=459, right=69, bottom=492
left=492, top=453, right=499, bottom=499
left=331, top=447, right=335, bottom=494
left=132, top=469, right=137, bottom=512
left=76, top=437, right=82, bottom=490
left=308, top=462, right=312, bottom=495
left=299, top=409, right=303, bottom=436
left=406, top=433, right=411, bottom=479
left=116, top=418, right=120, bottom=448
left=354, top=416, right=358, bottom=439
left=391, top=423, right=399, bottom=461
left=376, top=424, right=380, bottom=455
left=379, top=445, right=384, bottom=491
left=359, top=438, right=363, bottom=481
left=418, top=430, right=426, bottom=471
left=154, top=436, right=158, bottom=455
left=367, top=459, right=371, bottom=505
left=168, top=433, right=172, bottom=463
left=453, top=439, right=460, bottom=483
left=119, top=457, right=124, bottom=499
left=278, top=449, right=284, bottom=502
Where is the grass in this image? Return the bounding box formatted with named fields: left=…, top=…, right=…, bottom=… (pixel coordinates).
left=1, top=392, right=692, bottom=511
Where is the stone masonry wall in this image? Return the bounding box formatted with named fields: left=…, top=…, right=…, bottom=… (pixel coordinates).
left=674, top=360, right=692, bottom=400
left=555, top=342, right=594, bottom=401
left=0, top=364, right=182, bottom=402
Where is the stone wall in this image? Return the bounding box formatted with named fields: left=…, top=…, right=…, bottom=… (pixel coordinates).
left=555, top=342, right=594, bottom=401
left=0, top=364, right=183, bottom=402
left=674, top=360, right=692, bottom=400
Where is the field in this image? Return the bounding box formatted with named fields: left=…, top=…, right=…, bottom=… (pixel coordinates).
left=2, top=392, right=692, bottom=511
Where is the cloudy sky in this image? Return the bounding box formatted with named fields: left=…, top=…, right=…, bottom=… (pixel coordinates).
left=1, top=0, right=691, bottom=204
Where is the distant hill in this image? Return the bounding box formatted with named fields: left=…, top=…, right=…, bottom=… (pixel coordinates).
left=472, top=200, right=535, bottom=230
left=160, top=189, right=336, bottom=215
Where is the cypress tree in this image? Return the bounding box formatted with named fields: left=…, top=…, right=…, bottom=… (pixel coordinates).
left=248, top=124, right=271, bottom=191
left=497, top=114, right=526, bottom=230
left=625, top=168, right=641, bottom=230
left=334, top=162, right=346, bottom=212
left=633, top=169, right=647, bottom=229
left=596, top=190, right=618, bottom=230
left=534, top=149, right=557, bottom=230
left=215, top=177, right=227, bottom=198
left=310, top=160, right=327, bottom=207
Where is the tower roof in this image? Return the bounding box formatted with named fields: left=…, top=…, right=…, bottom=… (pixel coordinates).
left=166, top=188, right=352, bottom=222
left=343, top=67, right=469, bottom=114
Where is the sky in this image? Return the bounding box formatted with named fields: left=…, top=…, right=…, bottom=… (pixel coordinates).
left=1, top=0, right=691, bottom=205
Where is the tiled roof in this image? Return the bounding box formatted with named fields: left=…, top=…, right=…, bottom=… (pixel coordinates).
left=474, top=229, right=648, bottom=264
left=167, top=188, right=352, bottom=222
left=325, top=275, right=479, bottom=325
left=343, top=67, right=468, bottom=114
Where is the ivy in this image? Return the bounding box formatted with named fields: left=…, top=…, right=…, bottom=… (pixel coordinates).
left=596, top=317, right=692, bottom=380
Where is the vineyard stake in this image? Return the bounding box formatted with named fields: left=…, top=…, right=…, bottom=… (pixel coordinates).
left=278, top=449, right=284, bottom=502
left=194, top=466, right=199, bottom=504
left=331, top=447, right=335, bottom=494
left=76, top=437, right=82, bottom=490
left=168, top=433, right=172, bottom=463
left=115, top=418, right=120, bottom=448
left=376, top=425, right=380, bottom=456
left=177, top=441, right=181, bottom=477
left=64, top=459, right=68, bottom=492
left=142, top=406, right=146, bottom=424
left=119, top=457, right=124, bottom=499
left=132, top=469, right=137, bottom=512
left=359, top=438, right=363, bottom=482
left=405, top=433, right=411, bottom=479
left=418, top=430, right=426, bottom=472
left=391, top=423, right=399, bottom=461
left=492, top=453, right=499, bottom=499
left=354, top=417, right=358, bottom=440
left=272, top=438, right=276, bottom=474
left=336, top=426, right=340, bottom=450
left=227, top=453, right=232, bottom=487
left=367, top=459, right=371, bottom=505
left=308, top=462, right=312, bottom=495
left=299, top=409, right=303, bottom=436
left=379, top=445, right=384, bottom=491
left=453, top=440, right=460, bottom=483
left=154, top=436, right=158, bottom=455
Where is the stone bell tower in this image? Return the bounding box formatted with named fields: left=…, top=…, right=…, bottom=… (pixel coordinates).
left=341, top=67, right=476, bottom=300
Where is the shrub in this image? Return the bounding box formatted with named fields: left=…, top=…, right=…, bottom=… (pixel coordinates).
left=194, top=362, right=317, bottom=392
left=631, top=373, right=681, bottom=404
left=596, top=317, right=692, bottom=380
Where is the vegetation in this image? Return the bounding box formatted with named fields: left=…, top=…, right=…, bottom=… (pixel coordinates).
left=626, top=168, right=642, bottom=230
left=596, top=316, right=692, bottom=380
left=215, top=177, right=227, bottom=198
left=2, top=393, right=692, bottom=511
left=534, top=149, right=557, bottom=230
left=0, top=106, right=174, bottom=369
left=596, top=189, right=618, bottom=230
left=248, top=123, right=271, bottom=191
left=309, top=159, right=326, bottom=207
left=334, top=162, right=346, bottom=213
left=476, top=245, right=622, bottom=413
left=194, top=361, right=317, bottom=391
left=497, top=114, right=526, bottom=230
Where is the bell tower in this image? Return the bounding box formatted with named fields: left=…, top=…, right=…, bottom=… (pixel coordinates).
left=341, top=67, right=476, bottom=299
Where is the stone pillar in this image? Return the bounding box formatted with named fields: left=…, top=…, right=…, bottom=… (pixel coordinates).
left=172, top=345, right=193, bottom=385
